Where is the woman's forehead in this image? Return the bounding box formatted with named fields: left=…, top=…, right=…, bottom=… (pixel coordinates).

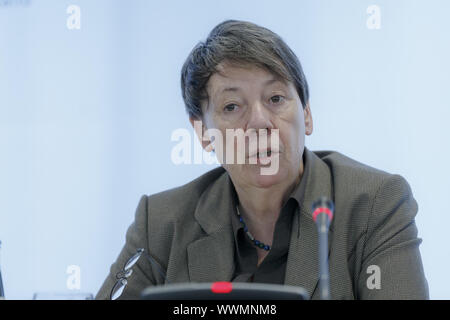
left=207, top=63, right=287, bottom=95
left=214, top=61, right=276, bottom=82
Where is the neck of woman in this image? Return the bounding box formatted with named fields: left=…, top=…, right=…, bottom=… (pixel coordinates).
left=233, top=163, right=304, bottom=241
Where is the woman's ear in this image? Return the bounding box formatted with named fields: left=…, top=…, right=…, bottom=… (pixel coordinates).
left=189, top=117, right=214, bottom=152
left=303, top=102, right=313, bottom=136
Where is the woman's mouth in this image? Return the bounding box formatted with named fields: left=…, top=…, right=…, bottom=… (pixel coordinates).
left=248, top=150, right=278, bottom=165
left=257, top=150, right=272, bottom=158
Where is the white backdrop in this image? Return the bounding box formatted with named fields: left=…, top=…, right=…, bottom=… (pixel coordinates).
left=0, top=0, right=448, bottom=299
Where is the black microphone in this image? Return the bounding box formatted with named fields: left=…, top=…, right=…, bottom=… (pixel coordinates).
left=0, top=240, right=4, bottom=299
left=312, top=197, right=334, bottom=300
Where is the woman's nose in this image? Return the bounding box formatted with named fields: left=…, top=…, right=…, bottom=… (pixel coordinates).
left=245, top=102, right=274, bottom=132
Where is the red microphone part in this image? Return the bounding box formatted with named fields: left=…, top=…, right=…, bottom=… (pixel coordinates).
left=312, top=207, right=333, bottom=222
left=211, top=282, right=233, bottom=294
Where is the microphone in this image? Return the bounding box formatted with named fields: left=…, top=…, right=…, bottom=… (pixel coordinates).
left=0, top=240, right=4, bottom=299
left=312, top=197, right=334, bottom=300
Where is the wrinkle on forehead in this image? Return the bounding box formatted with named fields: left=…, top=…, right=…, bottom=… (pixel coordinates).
left=208, top=61, right=285, bottom=97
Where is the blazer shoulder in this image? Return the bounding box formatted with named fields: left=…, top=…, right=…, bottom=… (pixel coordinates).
left=312, top=149, right=416, bottom=216
left=314, top=149, right=393, bottom=188
left=144, top=166, right=226, bottom=222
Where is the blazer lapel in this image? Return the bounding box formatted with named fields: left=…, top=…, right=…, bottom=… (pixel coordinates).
left=284, top=148, right=334, bottom=299
left=187, top=171, right=236, bottom=282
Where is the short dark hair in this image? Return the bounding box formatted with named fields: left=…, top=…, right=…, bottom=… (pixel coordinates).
left=180, top=19, right=310, bottom=119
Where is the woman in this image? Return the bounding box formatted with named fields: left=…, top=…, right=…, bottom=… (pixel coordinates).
left=96, top=20, right=428, bottom=300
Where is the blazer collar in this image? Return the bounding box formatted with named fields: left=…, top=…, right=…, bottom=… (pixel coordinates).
left=187, top=168, right=236, bottom=282
left=187, top=147, right=334, bottom=298
left=192, top=168, right=235, bottom=235
left=284, top=147, right=334, bottom=299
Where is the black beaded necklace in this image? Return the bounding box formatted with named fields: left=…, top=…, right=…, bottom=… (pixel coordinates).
left=236, top=206, right=271, bottom=251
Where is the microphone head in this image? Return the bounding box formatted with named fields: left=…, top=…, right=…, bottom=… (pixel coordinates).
left=311, top=197, right=334, bottom=223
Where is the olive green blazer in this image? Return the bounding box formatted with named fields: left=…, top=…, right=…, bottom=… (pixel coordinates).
left=96, top=148, right=429, bottom=300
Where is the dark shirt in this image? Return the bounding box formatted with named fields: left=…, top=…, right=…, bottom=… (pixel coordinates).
left=229, top=151, right=310, bottom=284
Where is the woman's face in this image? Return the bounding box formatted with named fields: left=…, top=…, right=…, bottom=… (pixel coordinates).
left=194, top=61, right=313, bottom=189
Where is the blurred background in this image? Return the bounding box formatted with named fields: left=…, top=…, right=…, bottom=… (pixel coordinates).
left=0, top=0, right=449, bottom=299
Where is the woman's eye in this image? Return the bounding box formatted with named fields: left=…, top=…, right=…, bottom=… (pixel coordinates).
left=224, top=104, right=238, bottom=112
left=270, top=95, right=285, bottom=104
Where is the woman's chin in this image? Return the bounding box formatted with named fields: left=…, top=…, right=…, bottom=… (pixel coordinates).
left=247, top=165, right=286, bottom=188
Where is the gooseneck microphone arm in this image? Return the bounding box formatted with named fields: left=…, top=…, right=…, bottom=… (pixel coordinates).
left=0, top=241, right=4, bottom=299
left=312, top=197, right=334, bottom=300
